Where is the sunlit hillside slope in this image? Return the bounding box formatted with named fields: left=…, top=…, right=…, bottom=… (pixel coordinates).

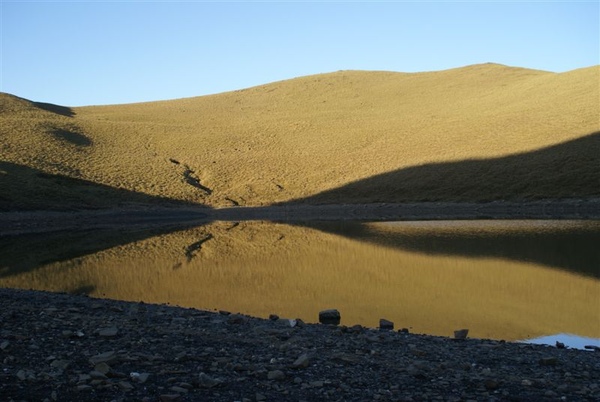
left=1, top=63, right=599, bottom=210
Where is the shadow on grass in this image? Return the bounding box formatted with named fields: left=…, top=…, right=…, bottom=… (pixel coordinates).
left=284, top=131, right=600, bottom=204
left=0, top=161, right=199, bottom=211
left=32, top=101, right=75, bottom=117
left=49, top=128, right=93, bottom=147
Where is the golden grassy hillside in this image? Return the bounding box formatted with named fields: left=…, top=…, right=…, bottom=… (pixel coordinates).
left=1, top=63, right=599, bottom=210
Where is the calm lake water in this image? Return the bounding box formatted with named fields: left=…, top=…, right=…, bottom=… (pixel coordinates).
left=1, top=219, right=598, bottom=347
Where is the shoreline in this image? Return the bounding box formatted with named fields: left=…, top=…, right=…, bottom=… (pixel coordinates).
left=1, top=198, right=599, bottom=236
left=0, top=287, right=598, bottom=401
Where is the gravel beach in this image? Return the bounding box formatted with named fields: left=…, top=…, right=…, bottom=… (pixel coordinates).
left=1, top=288, right=598, bottom=402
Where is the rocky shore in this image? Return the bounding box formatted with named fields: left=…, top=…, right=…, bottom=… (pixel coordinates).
left=1, top=288, right=598, bottom=401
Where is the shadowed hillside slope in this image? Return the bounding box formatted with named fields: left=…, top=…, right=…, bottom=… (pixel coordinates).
left=2, top=64, right=599, bottom=210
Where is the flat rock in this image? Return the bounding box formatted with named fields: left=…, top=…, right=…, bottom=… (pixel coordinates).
left=319, top=309, right=341, bottom=325
left=89, top=351, right=117, bottom=365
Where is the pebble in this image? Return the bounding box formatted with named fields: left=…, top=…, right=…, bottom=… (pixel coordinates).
left=97, top=327, right=118, bottom=337
left=292, top=353, right=310, bottom=368
left=267, top=370, right=285, bottom=380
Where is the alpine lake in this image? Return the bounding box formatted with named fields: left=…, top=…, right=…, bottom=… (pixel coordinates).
left=1, top=219, right=598, bottom=350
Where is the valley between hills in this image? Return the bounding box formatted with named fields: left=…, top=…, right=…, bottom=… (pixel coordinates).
left=1, top=63, right=599, bottom=229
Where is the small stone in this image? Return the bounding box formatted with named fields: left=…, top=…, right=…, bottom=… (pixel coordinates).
left=78, top=374, right=92, bottom=382
left=16, top=370, right=27, bottom=381
left=379, top=318, right=394, bottom=330
left=584, top=345, right=600, bottom=351
left=89, top=370, right=108, bottom=379
left=255, top=393, right=266, bottom=401
left=160, top=395, right=181, bottom=402
left=399, top=328, right=410, bottom=334
left=170, top=386, right=188, bottom=393
left=94, top=362, right=110, bottom=374
left=97, top=327, right=118, bottom=337
left=76, top=385, right=93, bottom=392
left=227, top=314, right=246, bottom=324
left=118, top=381, right=134, bottom=391
left=454, top=329, right=469, bottom=339
left=269, top=314, right=279, bottom=321
left=539, top=357, right=558, bottom=366
left=521, top=379, right=533, bottom=386
left=268, top=370, right=285, bottom=380
left=198, top=372, right=222, bottom=388
left=319, top=309, right=341, bottom=325
left=555, top=341, right=565, bottom=349
left=50, top=359, right=71, bottom=370
left=0, top=340, right=9, bottom=350
left=292, top=354, right=310, bottom=368
left=89, top=351, right=117, bottom=365
left=484, top=379, right=500, bottom=390
left=309, top=380, right=324, bottom=387
left=138, top=373, right=150, bottom=383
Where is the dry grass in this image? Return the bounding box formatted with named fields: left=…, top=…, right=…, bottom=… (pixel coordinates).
left=1, top=63, right=599, bottom=210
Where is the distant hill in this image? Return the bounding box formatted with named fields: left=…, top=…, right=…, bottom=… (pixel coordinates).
left=1, top=63, right=599, bottom=211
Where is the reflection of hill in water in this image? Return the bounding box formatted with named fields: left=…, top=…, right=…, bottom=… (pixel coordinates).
left=1, top=221, right=598, bottom=341
left=300, top=220, right=600, bottom=279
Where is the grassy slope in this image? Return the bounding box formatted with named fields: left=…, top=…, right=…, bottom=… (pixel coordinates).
left=1, top=63, right=599, bottom=210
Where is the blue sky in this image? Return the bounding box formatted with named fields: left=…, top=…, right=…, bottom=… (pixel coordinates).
left=1, top=1, right=598, bottom=106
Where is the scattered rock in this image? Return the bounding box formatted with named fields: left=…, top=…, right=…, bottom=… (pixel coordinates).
left=159, top=394, right=181, bottom=402
left=268, top=370, right=285, bottom=380
left=0, top=287, right=598, bottom=402
left=319, top=309, right=341, bottom=325
left=118, top=381, right=134, bottom=391
left=198, top=372, right=222, bottom=388
left=97, top=327, right=118, bottom=337
left=485, top=379, right=500, bottom=390
left=379, top=318, right=394, bottom=330
left=454, top=329, right=469, bottom=339
left=292, top=353, right=310, bottom=368
left=76, top=385, right=93, bottom=392
left=50, top=359, right=70, bottom=370
left=539, top=357, right=558, bottom=366
left=94, top=362, right=111, bottom=374
left=89, top=351, right=117, bottom=365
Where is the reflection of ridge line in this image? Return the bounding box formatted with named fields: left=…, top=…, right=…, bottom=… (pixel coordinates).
left=185, top=234, right=214, bottom=263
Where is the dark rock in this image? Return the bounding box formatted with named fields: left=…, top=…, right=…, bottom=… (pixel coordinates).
left=539, top=357, right=558, bottom=366
left=267, top=369, right=285, bottom=380
left=89, top=351, right=117, bottom=365
left=319, top=309, right=341, bottom=325
left=97, top=327, right=118, bottom=337
left=454, top=329, right=469, bottom=339
left=198, top=372, right=222, bottom=388
left=379, top=318, right=394, bottom=330
left=292, top=353, right=310, bottom=368
left=269, top=314, right=279, bottom=321
left=485, top=379, right=500, bottom=390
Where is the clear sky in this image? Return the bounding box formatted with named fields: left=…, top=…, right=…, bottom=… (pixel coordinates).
left=1, top=1, right=598, bottom=106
